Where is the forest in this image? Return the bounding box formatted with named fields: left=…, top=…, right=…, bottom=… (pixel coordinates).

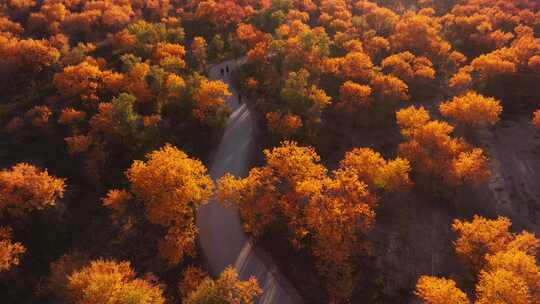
left=1, top=0, right=540, bottom=303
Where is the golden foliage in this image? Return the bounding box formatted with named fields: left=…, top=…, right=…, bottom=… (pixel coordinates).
left=415, top=276, right=470, bottom=304
left=192, top=79, right=231, bottom=122
left=0, top=227, right=25, bottom=272
left=341, top=51, right=373, bottom=81
left=154, top=42, right=186, bottom=70
left=266, top=111, right=303, bottom=137
left=67, top=259, right=165, bottom=304
left=339, top=148, right=412, bottom=192
left=53, top=61, right=103, bottom=102
left=178, top=266, right=209, bottom=298
left=396, top=106, right=490, bottom=186
left=452, top=215, right=539, bottom=269
left=338, top=81, right=372, bottom=110
left=218, top=141, right=393, bottom=301
left=126, top=144, right=212, bottom=264
left=184, top=267, right=261, bottom=304
left=440, top=91, right=503, bottom=127
left=0, top=163, right=65, bottom=218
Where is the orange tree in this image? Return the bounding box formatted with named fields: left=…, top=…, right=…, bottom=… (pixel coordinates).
left=103, top=144, right=213, bottom=265
left=416, top=215, right=540, bottom=304
left=396, top=106, right=491, bottom=188
left=66, top=259, right=165, bottom=304
left=218, top=141, right=410, bottom=302
left=0, top=163, right=65, bottom=272
left=184, top=267, right=261, bottom=304
left=439, top=91, right=503, bottom=128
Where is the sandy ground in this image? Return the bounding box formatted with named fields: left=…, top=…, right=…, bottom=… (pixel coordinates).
left=196, top=60, right=303, bottom=304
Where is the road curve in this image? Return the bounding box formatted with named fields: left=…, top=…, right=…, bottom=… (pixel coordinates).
left=196, top=59, right=304, bottom=304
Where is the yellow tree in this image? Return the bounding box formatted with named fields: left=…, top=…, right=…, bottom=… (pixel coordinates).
left=67, top=259, right=165, bottom=304
left=341, top=51, right=374, bottom=81
left=439, top=91, right=503, bottom=127
left=448, top=149, right=491, bottom=187
left=192, top=79, right=231, bottom=123
left=154, top=42, right=186, bottom=71
left=370, top=73, right=410, bottom=105
left=339, top=148, right=412, bottom=192
left=53, top=61, right=103, bottom=103
left=415, top=276, right=470, bottom=304
left=123, top=144, right=213, bottom=265
left=299, top=169, right=377, bottom=302
left=484, top=249, right=540, bottom=298
left=338, top=81, right=372, bottom=111
left=396, top=106, right=490, bottom=186
left=417, top=216, right=540, bottom=304
left=452, top=215, right=540, bottom=270
left=219, top=142, right=389, bottom=302
left=217, top=141, right=327, bottom=241
left=184, top=267, right=261, bottom=304
left=475, top=269, right=531, bottom=304
left=0, top=163, right=65, bottom=218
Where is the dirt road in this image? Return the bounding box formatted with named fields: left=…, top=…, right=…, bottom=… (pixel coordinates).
left=196, top=59, right=303, bottom=304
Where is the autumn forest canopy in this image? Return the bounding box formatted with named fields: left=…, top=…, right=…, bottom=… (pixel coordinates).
left=1, top=0, right=540, bottom=303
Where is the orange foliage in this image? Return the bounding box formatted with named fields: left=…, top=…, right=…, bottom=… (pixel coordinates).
left=102, top=189, right=132, bottom=215
left=341, top=51, right=373, bottom=81
left=370, top=73, right=410, bottom=104
left=475, top=269, right=532, bottom=304
left=415, top=276, right=470, bottom=304
left=0, top=35, right=60, bottom=75
left=298, top=169, right=376, bottom=302
left=448, top=149, right=491, bottom=187
left=0, top=227, right=26, bottom=272
left=218, top=141, right=327, bottom=240
left=178, top=266, right=209, bottom=298
left=190, top=36, right=207, bottom=69
left=338, top=81, right=372, bottom=110
left=65, top=135, right=92, bottom=155
left=192, top=79, right=231, bottom=122
left=184, top=267, right=261, bottom=304
left=390, top=11, right=451, bottom=58
left=266, top=112, right=303, bottom=137
left=417, top=215, right=540, bottom=304
left=0, top=163, right=65, bottom=218
left=382, top=52, right=436, bottom=84
left=67, top=259, right=165, bottom=304
left=397, top=106, right=490, bottom=186
left=452, top=215, right=539, bottom=269
left=53, top=61, right=103, bottom=102
left=191, top=0, right=258, bottom=29
left=155, top=42, right=186, bottom=70
left=218, top=141, right=387, bottom=301
left=339, top=148, right=412, bottom=192
left=440, top=91, right=503, bottom=127
left=126, top=144, right=213, bottom=264
left=58, top=108, right=86, bottom=125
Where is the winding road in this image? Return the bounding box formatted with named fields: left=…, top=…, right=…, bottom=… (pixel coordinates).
left=196, top=59, right=303, bottom=304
